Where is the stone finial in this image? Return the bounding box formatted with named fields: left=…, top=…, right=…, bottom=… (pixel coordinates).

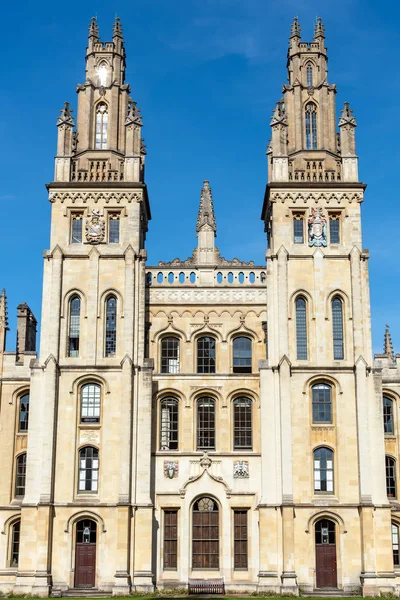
left=270, top=101, right=287, bottom=127
left=57, top=102, right=74, bottom=127
left=384, top=325, right=395, bottom=364
left=88, top=16, right=99, bottom=40
left=290, top=17, right=301, bottom=39
left=314, top=17, right=325, bottom=39
left=113, top=16, right=123, bottom=39
left=0, top=289, right=8, bottom=330
left=125, top=101, right=142, bottom=126
left=196, top=180, right=217, bottom=235
left=338, top=102, right=357, bottom=128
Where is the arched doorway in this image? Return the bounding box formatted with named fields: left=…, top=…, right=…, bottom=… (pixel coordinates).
left=192, top=497, right=219, bottom=569
left=315, top=519, right=337, bottom=588
left=74, top=519, right=97, bottom=588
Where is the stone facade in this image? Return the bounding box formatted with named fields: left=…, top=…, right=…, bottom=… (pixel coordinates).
left=0, top=16, right=399, bottom=598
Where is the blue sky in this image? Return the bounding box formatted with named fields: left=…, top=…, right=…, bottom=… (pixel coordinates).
left=1, top=0, right=399, bottom=354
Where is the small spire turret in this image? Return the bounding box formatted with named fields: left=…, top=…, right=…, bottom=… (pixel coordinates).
left=314, top=17, right=325, bottom=39
left=339, top=101, right=358, bottom=181
left=88, top=17, right=99, bottom=50
left=196, top=180, right=217, bottom=236
left=384, top=325, right=395, bottom=364
left=113, top=16, right=123, bottom=39
left=290, top=17, right=301, bottom=40
left=0, top=289, right=9, bottom=353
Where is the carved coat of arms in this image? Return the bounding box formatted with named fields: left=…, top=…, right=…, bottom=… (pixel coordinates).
left=85, top=208, right=105, bottom=244
left=308, top=208, right=327, bottom=247
left=233, top=460, right=249, bottom=479
left=164, top=460, right=179, bottom=479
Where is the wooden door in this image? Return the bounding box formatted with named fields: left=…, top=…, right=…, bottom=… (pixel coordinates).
left=74, top=519, right=97, bottom=588
left=315, top=519, right=337, bottom=588
left=75, top=543, right=96, bottom=588
left=316, top=544, right=337, bottom=588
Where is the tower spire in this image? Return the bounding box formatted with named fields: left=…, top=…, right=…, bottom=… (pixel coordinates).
left=384, top=325, right=395, bottom=364
left=196, top=180, right=216, bottom=236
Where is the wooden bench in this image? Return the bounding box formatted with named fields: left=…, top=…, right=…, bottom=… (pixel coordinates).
left=188, top=578, right=225, bottom=595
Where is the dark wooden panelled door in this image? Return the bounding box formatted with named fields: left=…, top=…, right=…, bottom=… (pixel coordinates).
left=192, top=497, right=219, bottom=569
left=315, top=519, right=337, bottom=588
left=74, top=520, right=97, bottom=588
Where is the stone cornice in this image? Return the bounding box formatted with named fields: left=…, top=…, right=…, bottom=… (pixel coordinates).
left=261, top=181, right=367, bottom=220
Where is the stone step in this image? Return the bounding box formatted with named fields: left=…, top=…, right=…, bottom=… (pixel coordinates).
left=304, top=591, right=350, bottom=598
left=59, top=590, right=110, bottom=598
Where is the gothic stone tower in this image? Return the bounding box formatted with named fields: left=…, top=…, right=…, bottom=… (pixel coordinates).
left=13, top=19, right=153, bottom=596
left=260, top=19, right=392, bottom=596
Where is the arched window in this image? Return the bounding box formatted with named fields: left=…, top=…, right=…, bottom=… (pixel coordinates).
left=314, top=447, right=334, bottom=493
left=197, top=336, right=216, bottom=374
left=312, top=383, right=332, bottom=423
left=10, top=520, right=21, bottom=567
left=160, top=397, right=179, bottom=450
left=392, top=523, right=399, bottom=567
left=233, top=397, right=252, bottom=450
left=19, top=392, right=30, bottom=432
left=233, top=337, right=252, bottom=373
left=68, top=295, right=81, bottom=357
left=105, top=296, right=117, bottom=357
left=76, top=519, right=97, bottom=543
left=332, top=297, right=344, bottom=360
left=197, top=397, right=215, bottom=450
left=386, top=456, right=396, bottom=498
left=192, top=497, right=219, bottom=569
left=78, top=447, right=99, bottom=492
left=15, top=453, right=27, bottom=497
left=81, top=383, right=101, bottom=423
left=161, top=337, right=180, bottom=374
left=295, top=296, right=308, bottom=360
left=95, top=103, right=108, bottom=149
left=305, top=103, right=317, bottom=150
left=384, top=397, right=394, bottom=434
left=306, top=64, right=313, bottom=87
